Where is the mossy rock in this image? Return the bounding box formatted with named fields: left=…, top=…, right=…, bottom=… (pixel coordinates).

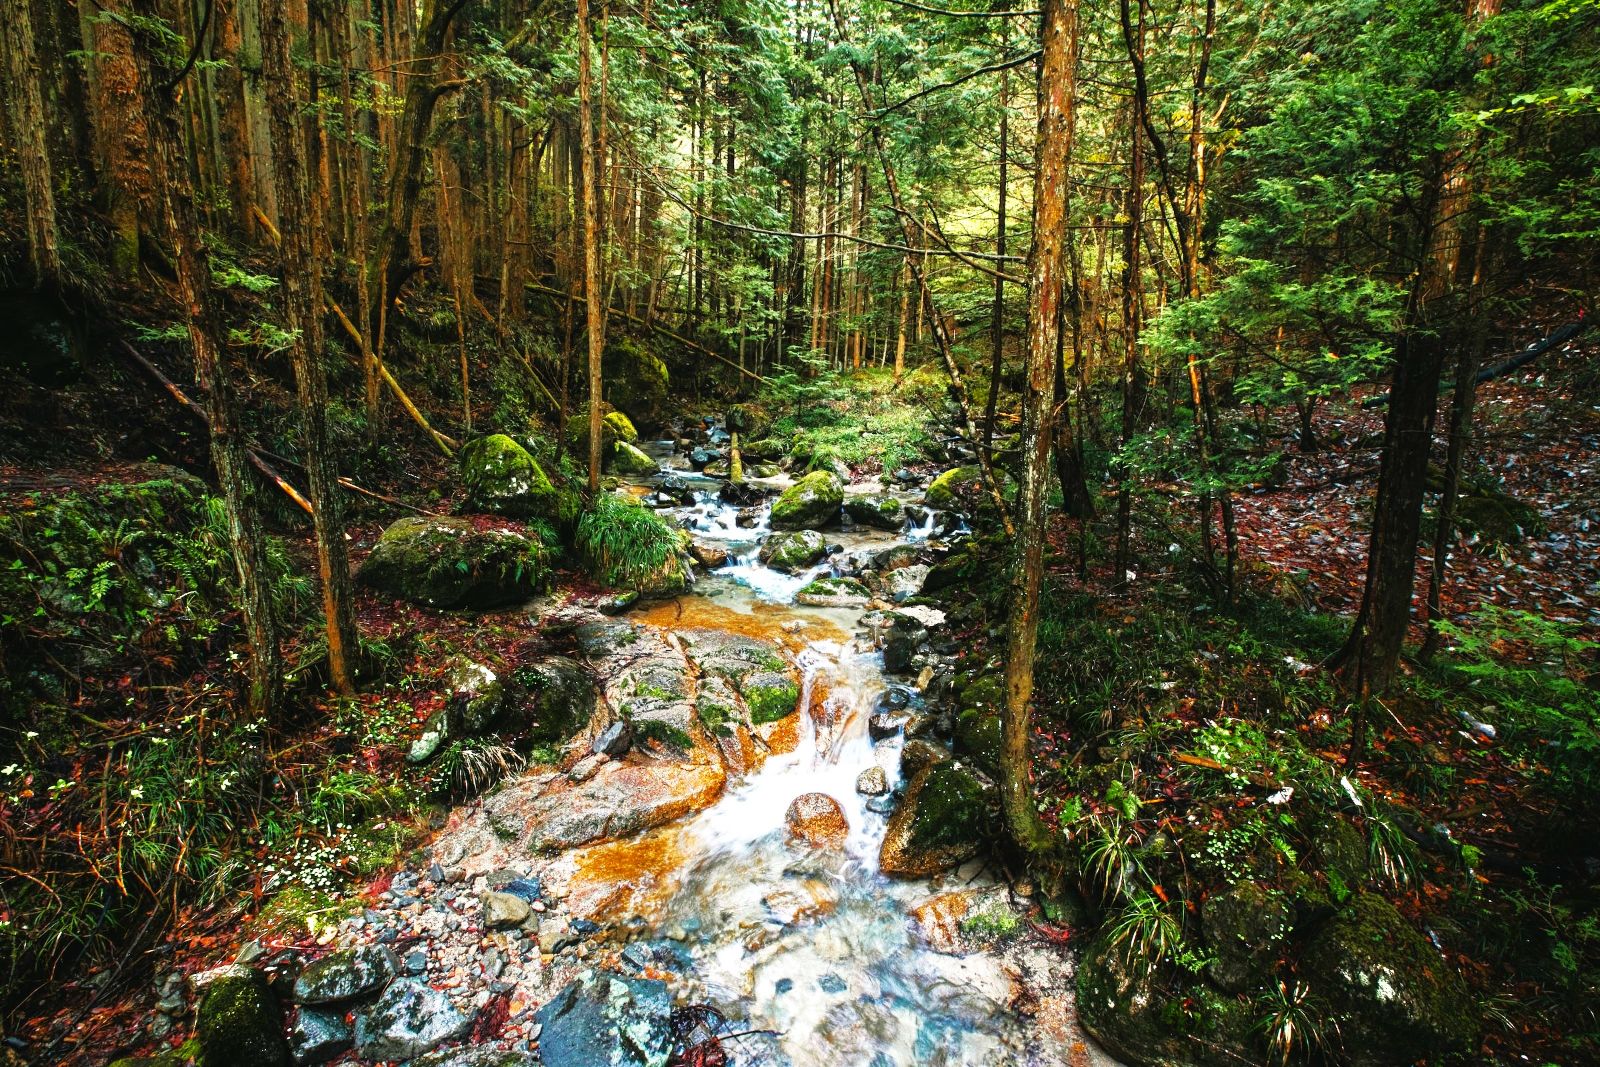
left=567, top=410, right=640, bottom=454
left=879, top=762, right=992, bottom=877
left=107, top=1041, right=200, bottom=1067
left=758, top=529, right=829, bottom=573
left=603, top=338, right=670, bottom=427
left=608, top=440, right=659, bottom=476
left=925, top=466, right=981, bottom=508
left=1453, top=491, right=1545, bottom=546
left=843, top=494, right=903, bottom=531
left=506, top=656, right=596, bottom=746
left=1201, top=880, right=1292, bottom=993
left=769, top=471, right=844, bottom=530
left=197, top=969, right=290, bottom=1067
left=795, top=576, right=871, bottom=607
left=1302, top=892, right=1476, bottom=1066
left=725, top=403, right=769, bottom=438
left=920, top=547, right=975, bottom=593
left=358, top=516, right=547, bottom=610
left=1076, top=934, right=1256, bottom=1067
left=458, top=434, right=564, bottom=520
left=952, top=708, right=1002, bottom=778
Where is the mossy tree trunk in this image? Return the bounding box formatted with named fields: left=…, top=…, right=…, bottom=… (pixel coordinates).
left=262, top=0, right=362, bottom=695
left=130, top=0, right=282, bottom=719
left=579, top=0, right=607, bottom=493
left=1, top=0, right=61, bottom=284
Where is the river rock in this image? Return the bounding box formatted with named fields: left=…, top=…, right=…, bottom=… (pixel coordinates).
left=444, top=657, right=505, bottom=735
left=759, top=529, right=829, bottom=572
left=353, top=979, right=473, bottom=1061
left=293, top=945, right=398, bottom=1005
left=567, top=410, right=640, bottom=453
left=868, top=712, right=909, bottom=741
left=882, top=611, right=929, bottom=674
left=481, top=890, right=531, bottom=930
left=924, top=465, right=981, bottom=507
left=484, top=759, right=726, bottom=851
left=843, top=494, right=903, bottom=530
left=592, top=720, right=633, bottom=757
left=358, top=516, right=547, bottom=610
left=685, top=629, right=801, bottom=724
left=786, top=792, right=850, bottom=848
left=610, top=440, right=660, bottom=476
left=535, top=972, right=672, bottom=1067
left=879, top=564, right=929, bottom=604
left=1301, top=892, right=1476, bottom=1066
left=900, top=738, right=952, bottom=779
left=503, top=655, right=596, bottom=746
left=855, top=766, right=890, bottom=796
left=879, top=762, right=992, bottom=878
left=910, top=886, right=1018, bottom=954
left=770, top=470, right=845, bottom=530
left=689, top=540, right=730, bottom=568
left=197, top=968, right=289, bottom=1067
left=796, top=576, right=871, bottom=607
left=604, top=339, right=670, bottom=428
left=458, top=434, right=568, bottom=520
left=288, top=1006, right=353, bottom=1065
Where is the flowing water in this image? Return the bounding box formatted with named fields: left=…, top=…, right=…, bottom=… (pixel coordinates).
left=578, top=439, right=1107, bottom=1067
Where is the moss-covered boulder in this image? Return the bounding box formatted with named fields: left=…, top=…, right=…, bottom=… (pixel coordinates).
left=1452, top=490, right=1546, bottom=547
left=952, top=709, right=1002, bottom=778
left=879, top=762, right=992, bottom=877
left=458, top=434, right=564, bottom=519
left=358, top=516, right=547, bottom=610
left=770, top=471, right=844, bottom=530
left=795, top=576, right=870, bottom=608
left=1302, top=893, right=1476, bottom=1066
left=566, top=410, right=640, bottom=454
left=1202, top=880, right=1292, bottom=993
left=505, top=656, right=596, bottom=746
left=685, top=629, right=800, bottom=725
left=758, top=529, right=829, bottom=573
left=603, top=338, right=670, bottom=427
left=925, top=466, right=980, bottom=508
left=1077, top=935, right=1256, bottom=1067
left=608, top=440, right=660, bottom=476
left=843, top=494, right=903, bottom=531
left=197, top=969, right=290, bottom=1067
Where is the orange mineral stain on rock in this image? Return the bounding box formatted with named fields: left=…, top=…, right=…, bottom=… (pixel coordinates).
left=635, top=596, right=847, bottom=648
left=567, top=824, right=689, bottom=923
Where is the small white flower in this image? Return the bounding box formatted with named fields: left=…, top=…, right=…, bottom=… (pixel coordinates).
left=130, top=786, right=145, bottom=799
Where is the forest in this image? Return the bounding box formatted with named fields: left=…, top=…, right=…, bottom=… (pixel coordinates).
left=1, top=0, right=1598, bottom=1064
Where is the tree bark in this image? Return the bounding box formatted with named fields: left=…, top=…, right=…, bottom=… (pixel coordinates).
left=1, top=0, right=62, bottom=283
left=1001, top=0, right=1078, bottom=858
left=262, top=0, right=362, bottom=695
left=578, top=0, right=607, bottom=492
left=983, top=47, right=1010, bottom=458
left=130, top=0, right=282, bottom=718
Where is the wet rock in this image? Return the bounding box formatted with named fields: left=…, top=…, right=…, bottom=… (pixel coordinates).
left=718, top=479, right=768, bottom=506
left=855, top=766, right=890, bottom=796
left=843, top=494, right=903, bottom=531
left=866, top=794, right=897, bottom=815
left=900, top=738, right=952, bottom=779
left=293, top=945, right=398, bottom=1005
left=1202, top=880, right=1292, bottom=993
left=1302, top=892, right=1475, bottom=1066
left=458, top=434, right=567, bottom=520
left=534, top=972, right=672, bottom=1067
left=444, top=657, right=505, bottom=735
left=353, top=979, right=473, bottom=1061
left=786, top=792, right=850, bottom=848
left=567, top=409, right=640, bottom=454
left=358, top=516, right=547, bottom=610
left=763, top=878, right=839, bottom=926
left=288, top=1006, right=352, bottom=1065
left=879, top=564, right=929, bottom=604
left=197, top=968, right=289, bottom=1067
left=610, top=440, right=660, bottom=476
left=656, top=475, right=698, bottom=506
left=759, top=529, right=829, bottom=573
left=690, top=446, right=719, bottom=468
left=879, top=686, right=913, bottom=711
left=795, top=576, right=871, bottom=608
left=769, top=470, right=845, bottom=530
left=686, top=629, right=801, bottom=725
left=593, top=720, right=633, bottom=757
left=952, top=708, right=1002, bottom=778
left=481, top=890, right=532, bottom=930
left=688, top=540, right=730, bottom=568
left=503, top=656, right=596, bottom=747
left=882, top=611, right=929, bottom=674
left=736, top=507, right=763, bottom=528
left=484, top=760, right=725, bottom=851
left=410, top=1049, right=538, bottom=1067
left=910, top=887, right=1019, bottom=954
left=924, top=465, right=981, bottom=508
left=868, top=712, right=909, bottom=741
left=879, top=762, right=992, bottom=878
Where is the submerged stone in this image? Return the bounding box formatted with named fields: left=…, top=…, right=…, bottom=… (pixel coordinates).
left=879, top=762, right=991, bottom=878
left=795, top=576, right=871, bottom=607
left=534, top=972, right=673, bottom=1067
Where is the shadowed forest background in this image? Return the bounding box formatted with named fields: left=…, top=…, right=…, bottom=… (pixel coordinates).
left=1, top=0, right=1599, bottom=1065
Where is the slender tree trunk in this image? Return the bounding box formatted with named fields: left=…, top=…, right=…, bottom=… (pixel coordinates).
left=983, top=26, right=1011, bottom=456
left=579, top=0, right=606, bottom=492
left=130, top=0, right=281, bottom=717
left=1, top=0, right=62, bottom=283
left=1114, top=0, right=1148, bottom=585
left=1001, top=0, right=1078, bottom=857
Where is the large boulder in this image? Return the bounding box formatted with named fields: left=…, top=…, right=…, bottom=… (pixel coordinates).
left=604, top=338, right=670, bottom=428
left=1301, top=893, right=1476, bottom=1067
left=879, top=762, right=991, bottom=877
left=759, top=529, right=829, bottom=573
left=458, top=434, right=564, bottom=519
left=289, top=1007, right=353, bottom=1065
left=504, top=656, right=596, bottom=747
left=609, top=440, right=660, bottom=476
left=1077, top=933, right=1256, bottom=1067
left=293, top=945, right=399, bottom=1005
left=925, top=465, right=981, bottom=508
left=843, top=494, right=903, bottom=531
left=770, top=471, right=844, bottom=530
left=1201, top=880, right=1293, bottom=993
left=567, top=410, right=640, bottom=454
left=196, top=968, right=290, bottom=1067
left=952, top=709, right=1002, bottom=778
left=795, top=576, right=870, bottom=608
left=358, top=516, right=547, bottom=610
left=353, top=979, right=473, bottom=1061
left=786, top=793, right=849, bottom=848
left=534, top=972, right=673, bottom=1067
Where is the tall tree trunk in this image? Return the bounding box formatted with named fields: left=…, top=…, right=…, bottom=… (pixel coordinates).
left=1001, top=0, right=1078, bottom=858
left=578, top=0, right=606, bottom=492
left=261, top=0, right=361, bottom=695
left=77, top=0, right=149, bottom=279
left=983, top=24, right=1011, bottom=456
left=130, top=0, right=281, bottom=717
left=1, top=0, right=62, bottom=283
left=1114, top=0, right=1148, bottom=585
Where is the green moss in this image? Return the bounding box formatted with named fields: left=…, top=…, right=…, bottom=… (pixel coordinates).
left=604, top=337, right=670, bottom=422
left=953, top=709, right=1002, bottom=777
left=769, top=471, right=844, bottom=530
left=745, top=674, right=801, bottom=724
left=357, top=516, right=548, bottom=609
left=960, top=900, right=1022, bottom=941
left=843, top=494, right=903, bottom=530
left=758, top=529, right=829, bottom=572
left=795, top=576, right=871, bottom=605
left=632, top=718, right=694, bottom=750
left=609, top=440, right=659, bottom=476
left=908, top=763, right=990, bottom=852
left=926, top=465, right=980, bottom=508
left=197, top=969, right=289, bottom=1067
left=458, top=434, right=564, bottom=519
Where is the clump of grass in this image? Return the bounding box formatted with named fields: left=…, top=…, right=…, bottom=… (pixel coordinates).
left=575, top=493, right=682, bottom=589
left=430, top=738, right=524, bottom=799
left=1255, top=980, right=1339, bottom=1065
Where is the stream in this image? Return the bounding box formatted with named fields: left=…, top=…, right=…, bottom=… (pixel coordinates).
left=573, top=436, right=1112, bottom=1067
